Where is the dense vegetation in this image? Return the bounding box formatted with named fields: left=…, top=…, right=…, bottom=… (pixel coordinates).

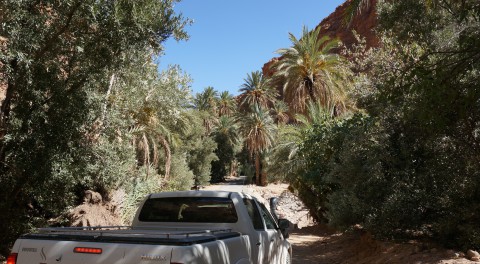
left=0, top=0, right=478, bottom=258
left=0, top=0, right=199, bottom=257
left=269, top=0, right=480, bottom=251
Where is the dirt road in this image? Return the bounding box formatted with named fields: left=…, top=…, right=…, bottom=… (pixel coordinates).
left=206, top=177, right=477, bottom=264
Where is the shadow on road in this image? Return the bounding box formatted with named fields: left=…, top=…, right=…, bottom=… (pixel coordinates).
left=203, top=176, right=250, bottom=192
left=215, top=176, right=248, bottom=185
left=289, top=225, right=344, bottom=264
left=289, top=225, right=464, bottom=264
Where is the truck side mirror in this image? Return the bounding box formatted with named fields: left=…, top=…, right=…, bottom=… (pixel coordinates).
left=278, top=218, right=289, bottom=229
left=269, top=197, right=279, bottom=221
left=277, top=219, right=290, bottom=238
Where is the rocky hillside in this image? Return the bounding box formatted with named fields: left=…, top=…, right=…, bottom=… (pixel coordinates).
left=262, top=0, right=378, bottom=77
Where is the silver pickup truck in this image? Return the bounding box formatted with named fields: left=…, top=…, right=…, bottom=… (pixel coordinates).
left=7, top=191, right=292, bottom=264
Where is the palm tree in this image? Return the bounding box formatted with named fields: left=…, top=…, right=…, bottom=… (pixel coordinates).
left=194, top=86, right=218, bottom=113
left=238, top=71, right=278, bottom=111
left=215, top=116, right=239, bottom=145
left=217, top=91, right=236, bottom=117
left=131, top=105, right=177, bottom=180
left=274, top=26, right=352, bottom=115
left=238, top=105, right=276, bottom=186
left=265, top=124, right=303, bottom=181
left=295, top=100, right=335, bottom=127
left=266, top=101, right=335, bottom=182
left=270, top=100, right=290, bottom=124
left=194, top=86, right=219, bottom=134
left=212, top=115, right=240, bottom=181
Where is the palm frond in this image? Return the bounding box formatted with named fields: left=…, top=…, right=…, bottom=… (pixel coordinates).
left=270, top=100, right=290, bottom=124
left=238, top=105, right=276, bottom=157
left=218, top=91, right=236, bottom=117
left=343, top=0, right=370, bottom=26
left=215, top=115, right=239, bottom=145
left=239, top=71, right=277, bottom=111
left=274, top=26, right=353, bottom=115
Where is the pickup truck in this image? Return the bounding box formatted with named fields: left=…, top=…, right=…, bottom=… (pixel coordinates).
left=7, top=190, right=292, bottom=264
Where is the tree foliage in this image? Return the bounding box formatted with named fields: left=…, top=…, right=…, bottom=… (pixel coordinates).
left=211, top=116, right=240, bottom=183
left=273, top=26, right=353, bottom=114
left=217, top=91, right=236, bottom=117
left=276, top=0, right=480, bottom=250
left=0, top=0, right=190, bottom=256
left=178, top=111, right=218, bottom=187
left=2, top=0, right=479, bottom=257
left=238, top=71, right=277, bottom=111
left=237, top=105, right=276, bottom=186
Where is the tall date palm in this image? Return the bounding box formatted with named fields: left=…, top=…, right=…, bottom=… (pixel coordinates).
left=194, top=86, right=218, bottom=113
left=238, top=105, right=276, bottom=186
left=274, top=26, right=352, bottom=115
left=194, top=86, right=219, bottom=134
left=238, top=71, right=278, bottom=111
left=217, top=91, right=236, bottom=117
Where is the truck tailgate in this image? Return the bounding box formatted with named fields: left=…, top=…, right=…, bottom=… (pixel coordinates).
left=14, top=230, right=241, bottom=264
left=15, top=239, right=177, bottom=264
left=15, top=239, right=128, bottom=264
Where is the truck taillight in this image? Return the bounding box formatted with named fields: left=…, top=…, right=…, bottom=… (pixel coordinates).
left=7, top=253, right=17, bottom=264
left=73, top=247, right=102, bottom=254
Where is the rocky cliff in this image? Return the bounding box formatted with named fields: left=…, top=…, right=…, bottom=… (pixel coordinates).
left=262, top=0, right=378, bottom=77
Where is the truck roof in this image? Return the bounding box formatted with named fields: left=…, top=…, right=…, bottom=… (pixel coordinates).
left=147, top=190, right=252, bottom=200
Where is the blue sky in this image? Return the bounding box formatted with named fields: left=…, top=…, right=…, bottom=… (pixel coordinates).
left=157, top=0, right=346, bottom=96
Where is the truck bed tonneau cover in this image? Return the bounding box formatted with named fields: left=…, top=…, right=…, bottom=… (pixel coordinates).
left=20, top=229, right=241, bottom=246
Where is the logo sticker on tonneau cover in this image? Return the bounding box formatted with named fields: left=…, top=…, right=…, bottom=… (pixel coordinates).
left=21, top=247, right=37, bottom=252
left=141, top=254, right=168, bottom=261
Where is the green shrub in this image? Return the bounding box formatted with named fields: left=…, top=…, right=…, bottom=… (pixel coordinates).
left=167, top=153, right=195, bottom=191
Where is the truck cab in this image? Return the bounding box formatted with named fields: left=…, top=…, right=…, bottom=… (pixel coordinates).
left=132, top=191, right=291, bottom=264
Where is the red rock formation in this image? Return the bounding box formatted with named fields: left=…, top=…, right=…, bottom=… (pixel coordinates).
left=316, top=0, right=378, bottom=50
left=262, top=0, right=379, bottom=77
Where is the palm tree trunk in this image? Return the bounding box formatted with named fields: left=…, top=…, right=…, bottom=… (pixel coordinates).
left=229, top=161, right=237, bottom=177
left=255, top=153, right=260, bottom=185
left=260, top=171, right=267, bottom=186
left=159, top=136, right=171, bottom=180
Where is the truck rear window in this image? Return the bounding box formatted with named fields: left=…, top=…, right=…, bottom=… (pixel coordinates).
left=138, top=197, right=238, bottom=223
